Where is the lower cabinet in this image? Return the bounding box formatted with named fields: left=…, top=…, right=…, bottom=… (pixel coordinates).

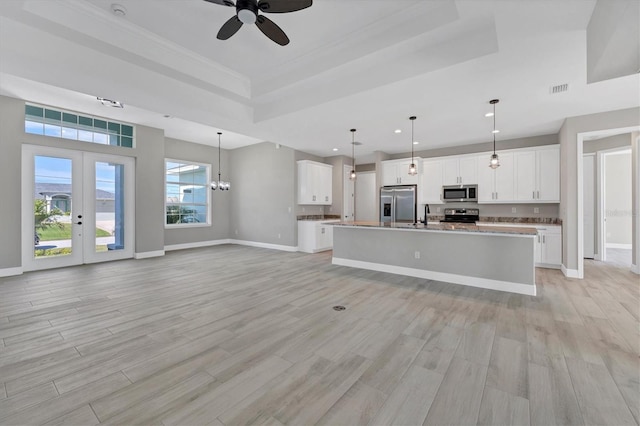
left=535, top=226, right=562, bottom=268
left=298, top=220, right=339, bottom=253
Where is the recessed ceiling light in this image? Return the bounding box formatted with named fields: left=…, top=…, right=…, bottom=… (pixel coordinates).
left=394, top=129, right=402, bottom=134
left=492, top=129, right=500, bottom=134
left=96, top=97, right=124, bottom=108
left=485, top=112, right=494, bottom=117
left=332, top=148, right=338, bottom=151
left=413, top=141, right=419, bottom=145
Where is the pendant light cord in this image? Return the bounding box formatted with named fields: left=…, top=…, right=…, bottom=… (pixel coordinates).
left=411, top=118, right=414, bottom=163
left=493, top=103, right=496, bottom=154
left=217, top=132, right=222, bottom=182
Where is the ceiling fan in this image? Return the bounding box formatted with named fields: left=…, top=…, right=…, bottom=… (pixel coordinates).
left=203, top=0, right=312, bottom=46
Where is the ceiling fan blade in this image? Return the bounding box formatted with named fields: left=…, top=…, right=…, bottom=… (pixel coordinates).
left=203, top=0, right=236, bottom=6
left=217, top=16, right=243, bottom=40
left=258, top=0, right=312, bottom=13
left=256, top=15, right=290, bottom=45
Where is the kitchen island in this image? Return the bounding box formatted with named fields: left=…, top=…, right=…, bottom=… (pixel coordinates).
left=332, top=222, right=537, bottom=295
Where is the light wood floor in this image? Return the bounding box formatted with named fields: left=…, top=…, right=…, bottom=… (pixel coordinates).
left=0, top=245, right=638, bottom=425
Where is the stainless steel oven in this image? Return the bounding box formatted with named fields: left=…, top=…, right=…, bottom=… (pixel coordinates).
left=442, top=184, right=478, bottom=203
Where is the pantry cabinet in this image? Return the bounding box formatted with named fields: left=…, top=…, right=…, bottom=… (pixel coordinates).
left=297, top=160, right=332, bottom=205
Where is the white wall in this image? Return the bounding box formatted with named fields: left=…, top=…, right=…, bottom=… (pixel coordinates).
left=605, top=151, right=632, bottom=246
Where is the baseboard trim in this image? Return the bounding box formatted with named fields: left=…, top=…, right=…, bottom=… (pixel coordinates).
left=561, top=264, right=581, bottom=278
left=535, top=263, right=561, bottom=270
left=332, top=257, right=536, bottom=296
left=229, top=239, right=298, bottom=252
left=0, top=266, right=23, bottom=277
left=134, top=250, right=165, bottom=259
left=165, top=239, right=231, bottom=252
left=605, top=243, right=632, bottom=250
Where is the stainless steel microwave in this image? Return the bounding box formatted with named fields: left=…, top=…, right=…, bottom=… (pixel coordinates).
left=442, top=184, right=478, bottom=202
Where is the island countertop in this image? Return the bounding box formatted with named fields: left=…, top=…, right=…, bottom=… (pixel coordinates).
left=332, top=221, right=537, bottom=236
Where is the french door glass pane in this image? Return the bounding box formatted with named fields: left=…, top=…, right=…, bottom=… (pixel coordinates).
left=34, top=156, right=73, bottom=258
left=95, top=161, right=125, bottom=252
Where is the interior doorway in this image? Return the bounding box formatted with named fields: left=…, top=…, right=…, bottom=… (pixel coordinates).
left=22, top=145, right=135, bottom=271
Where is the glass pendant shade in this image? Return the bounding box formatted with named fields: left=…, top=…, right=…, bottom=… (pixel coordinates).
left=489, top=153, right=500, bottom=169
left=350, top=169, right=356, bottom=179
left=408, top=163, right=417, bottom=175
left=211, top=132, right=230, bottom=191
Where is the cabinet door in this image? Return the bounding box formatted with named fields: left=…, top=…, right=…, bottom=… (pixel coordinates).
left=541, top=232, right=562, bottom=265
left=458, top=157, right=477, bottom=184
left=514, top=151, right=536, bottom=201
left=381, top=162, right=398, bottom=186
left=534, top=233, right=543, bottom=264
left=318, top=165, right=333, bottom=204
left=494, top=152, right=514, bottom=201
left=537, top=148, right=560, bottom=202
left=421, top=159, right=443, bottom=203
left=476, top=155, right=494, bottom=203
left=297, top=162, right=314, bottom=204
left=442, top=158, right=460, bottom=185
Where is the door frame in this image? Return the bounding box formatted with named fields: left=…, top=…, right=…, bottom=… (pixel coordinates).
left=22, top=145, right=135, bottom=271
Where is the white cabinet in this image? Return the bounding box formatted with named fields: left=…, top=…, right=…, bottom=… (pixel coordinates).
left=514, top=147, right=560, bottom=202
left=443, top=156, right=477, bottom=185
left=298, top=220, right=338, bottom=253
left=421, top=158, right=443, bottom=204
left=477, top=152, right=514, bottom=203
left=297, top=160, right=333, bottom=205
left=535, top=226, right=562, bottom=268
left=381, top=158, right=421, bottom=186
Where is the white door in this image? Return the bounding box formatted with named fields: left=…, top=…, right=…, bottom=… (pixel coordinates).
left=421, top=159, right=443, bottom=204
left=583, top=154, right=595, bottom=258
left=442, top=158, right=460, bottom=185
left=494, top=152, right=515, bottom=201
left=476, top=155, right=494, bottom=202
left=458, top=156, right=477, bottom=184
left=537, top=148, right=560, bottom=201
left=514, top=151, right=536, bottom=201
left=343, top=165, right=354, bottom=221
left=22, top=145, right=135, bottom=271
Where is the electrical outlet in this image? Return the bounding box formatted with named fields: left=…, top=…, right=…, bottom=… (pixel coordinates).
left=436, top=207, right=441, bottom=213
left=534, top=207, right=539, bottom=214
left=512, top=207, right=517, bottom=213
left=414, top=251, right=420, bottom=259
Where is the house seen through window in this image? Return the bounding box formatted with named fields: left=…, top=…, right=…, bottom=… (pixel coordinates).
left=165, top=160, right=210, bottom=226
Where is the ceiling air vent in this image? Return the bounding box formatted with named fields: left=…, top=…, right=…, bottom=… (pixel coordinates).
left=550, top=83, right=569, bottom=94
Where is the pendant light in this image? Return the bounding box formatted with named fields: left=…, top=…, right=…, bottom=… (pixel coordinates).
left=349, top=128, right=357, bottom=180
left=489, top=99, right=500, bottom=169
left=211, top=132, right=230, bottom=191
left=408, top=116, right=417, bottom=175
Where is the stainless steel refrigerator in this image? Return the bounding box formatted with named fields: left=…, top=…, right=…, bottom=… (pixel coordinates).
left=380, top=185, right=417, bottom=223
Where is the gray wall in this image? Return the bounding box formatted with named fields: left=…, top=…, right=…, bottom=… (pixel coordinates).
left=230, top=142, right=296, bottom=247
left=584, top=133, right=632, bottom=153
left=559, top=107, right=640, bottom=272
left=164, top=137, right=231, bottom=246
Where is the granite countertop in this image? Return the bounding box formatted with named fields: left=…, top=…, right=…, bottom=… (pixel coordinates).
left=427, top=215, right=561, bottom=225
left=297, top=215, right=341, bottom=221
left=334, top=221, right=538, bottom=236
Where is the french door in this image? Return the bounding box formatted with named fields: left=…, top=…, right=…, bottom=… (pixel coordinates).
left=22, top=145, right=135, bottom=271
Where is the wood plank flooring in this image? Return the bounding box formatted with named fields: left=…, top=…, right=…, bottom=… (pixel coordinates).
left=0, top=245, right=638, bottom=425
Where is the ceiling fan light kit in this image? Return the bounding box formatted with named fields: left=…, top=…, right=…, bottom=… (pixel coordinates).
left=204, top=0, right=312, bottom=46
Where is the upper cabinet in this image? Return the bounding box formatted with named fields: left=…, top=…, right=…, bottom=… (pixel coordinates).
left=514, top=147, right=560, bottom=202
left=381, top=158, right=421, bottom=186
left=442, top=156, right=477, bottom=185
left=421, top=144, right=560, bottom=205
left=421, top=159, right=444, bottom=204
left=477, top=152, right=514, bottom=202
left=297, top=160, right=333, bottom=205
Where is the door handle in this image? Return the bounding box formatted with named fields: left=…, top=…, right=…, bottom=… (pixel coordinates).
left=537, top=190, right=540, bottom=199
left=542, top=235, right=546, bottom=243
left=533, top=191, right=535, bottom=199
left=537, top=234, right=540, bottom=243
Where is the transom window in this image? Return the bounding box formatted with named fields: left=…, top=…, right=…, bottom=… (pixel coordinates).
left=25, top=104, right=134, bottom=148
left=165, top=160, right=210, bottom=227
